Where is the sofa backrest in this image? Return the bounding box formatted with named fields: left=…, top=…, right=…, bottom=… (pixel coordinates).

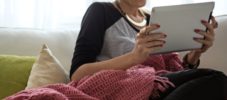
left=0, top=28, right=77, bottom=71
left=0, top=15, right=226, bottom=74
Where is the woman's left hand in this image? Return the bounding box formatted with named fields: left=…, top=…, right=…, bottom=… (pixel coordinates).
left=193, top=16, right=218, bottom=54
left=185, top=16, right=218, bottom=65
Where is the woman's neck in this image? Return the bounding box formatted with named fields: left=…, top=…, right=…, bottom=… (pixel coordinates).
left=115, top=0, right=146, bottom=28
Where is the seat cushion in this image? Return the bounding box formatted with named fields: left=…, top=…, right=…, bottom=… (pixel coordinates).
left=0, top=55, right=36, bottom=99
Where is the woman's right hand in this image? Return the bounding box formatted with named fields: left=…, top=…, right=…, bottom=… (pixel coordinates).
left=130, top=24, right=166, bottom=63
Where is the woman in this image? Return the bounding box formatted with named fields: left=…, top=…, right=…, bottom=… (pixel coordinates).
left=5, top=0, right=226, bottom=100
left=70, top=0, right=226, bottom=99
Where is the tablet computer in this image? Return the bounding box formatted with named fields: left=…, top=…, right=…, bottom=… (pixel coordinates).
left=149, top=2, right=215, bottom=54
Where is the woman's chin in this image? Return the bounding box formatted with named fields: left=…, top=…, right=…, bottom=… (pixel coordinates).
left=136, top=0, right=146, bottom=7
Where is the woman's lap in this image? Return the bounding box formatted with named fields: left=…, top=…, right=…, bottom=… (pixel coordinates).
left=155, top=68, right=227, bottom=100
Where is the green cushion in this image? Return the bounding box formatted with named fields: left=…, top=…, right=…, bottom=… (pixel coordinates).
left=0, top=55, right=36, bottom=99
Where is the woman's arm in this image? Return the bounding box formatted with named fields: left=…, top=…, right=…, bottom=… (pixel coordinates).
left=71, top=52, right=138, bottom=81
left=71, top=24, right=166, bottom=81
left=70, top=2, right=106, bottom=80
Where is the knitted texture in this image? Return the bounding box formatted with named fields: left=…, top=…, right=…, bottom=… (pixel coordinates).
left=5, top=53, right=184, bottom=100
left=143, top=53, right=184, bottom=72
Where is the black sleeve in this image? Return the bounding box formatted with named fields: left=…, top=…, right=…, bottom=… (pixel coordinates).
left=70, top=2, right=106, bottom=78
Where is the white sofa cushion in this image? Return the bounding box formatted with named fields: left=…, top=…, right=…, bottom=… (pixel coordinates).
left=26, top=44, right=69, bottom=89
left=0, top=28, right=77, bottom=72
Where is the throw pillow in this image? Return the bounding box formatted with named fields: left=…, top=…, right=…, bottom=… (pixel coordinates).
left=0, top=55, right=36, bottom=99
left=26, top=44, right=69, bottom=89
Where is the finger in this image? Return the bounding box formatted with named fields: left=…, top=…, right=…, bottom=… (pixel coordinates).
left=136, top=37, right=147, bottom=44
left=211, top=16, right=218, bottom=28
left=201, top=19, right=214, bottom=35
left=194, top=29, right=214, bottom=41
left=137, top=32, right=166, bottom=44
left=145, top=40, right=165, bottom=48
left=145, top=24, right=161, bottom=34
left=148, top=38, right=166, bottom=43
left=146, top=32, right=166, bottom=41
left=140, top=24, right=160, bottom=35
left=193, top=37, right=213, bottom=47
left=149, top=46, right=163, bottom=54
left=211, top=16, right=216, bottom=24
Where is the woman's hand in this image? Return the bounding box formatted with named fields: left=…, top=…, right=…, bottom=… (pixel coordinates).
left=193, top=16, right=218, bottom=53
left=130, top=24, right=166, bottom=63
left=186, top=16, right=218, bottom=65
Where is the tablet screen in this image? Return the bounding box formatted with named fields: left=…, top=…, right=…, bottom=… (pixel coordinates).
left=149, top=2, right=214, bottom=54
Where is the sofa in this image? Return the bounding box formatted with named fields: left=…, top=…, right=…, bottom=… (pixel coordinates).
left=0, top=29, right=77, bottom=98
left=0, top=15, right=226, bottom=99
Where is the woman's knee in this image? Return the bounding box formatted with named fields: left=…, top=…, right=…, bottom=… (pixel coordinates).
left=200, top=68, right=227, bottom=84
left=195, top=68, right=226, bottom=76
left=208, top=70, right=227, bottom=98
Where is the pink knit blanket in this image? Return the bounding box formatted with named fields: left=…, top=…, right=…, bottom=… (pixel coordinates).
left=5, top=65, right=175, bottom=100
left=5, top=53, right=184, bottom=100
